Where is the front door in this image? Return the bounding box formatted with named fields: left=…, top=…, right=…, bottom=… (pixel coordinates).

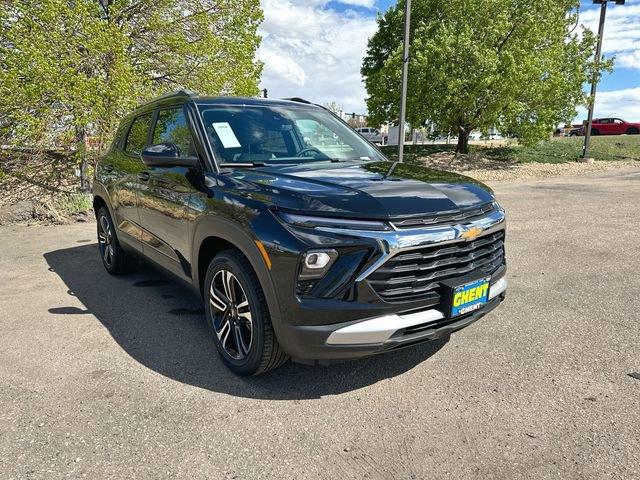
left=137, top=105, right=200, bottom=281
left=612, top=119, right=626, bottom=135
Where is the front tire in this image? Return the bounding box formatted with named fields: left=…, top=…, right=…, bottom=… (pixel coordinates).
left=204, top=250, right=288, bottom=375
left=96, top=206, right=133, bottom=275
left=627, top=128, right=639, bottom=135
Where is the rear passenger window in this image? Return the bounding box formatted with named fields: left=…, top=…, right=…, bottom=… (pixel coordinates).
left=125, top=114, right=152, bottom=155
left=152, top=107, right=196, bottom=157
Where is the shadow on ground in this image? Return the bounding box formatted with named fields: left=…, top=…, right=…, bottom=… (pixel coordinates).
left=44, top=244, right=448, bottom=400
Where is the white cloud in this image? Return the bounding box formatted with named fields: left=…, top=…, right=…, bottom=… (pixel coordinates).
left=338, top=0, right=376, bottom=7
left=258, top=0, right=378, bottom=113
left=579, top=3, right=640, bottom=68
left=573, top=2, right=640, bottom=121
left=575, top=87, right=640, bottom=121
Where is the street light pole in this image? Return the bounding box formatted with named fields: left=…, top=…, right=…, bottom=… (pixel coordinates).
left=582, top=0, right=609, bottom=160
left=397, top=0, right=411, bottom=164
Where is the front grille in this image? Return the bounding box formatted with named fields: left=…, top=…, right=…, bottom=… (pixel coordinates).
left=367, top=230, right=505, bottom=303
left=391, top=203, right=494, bottom=229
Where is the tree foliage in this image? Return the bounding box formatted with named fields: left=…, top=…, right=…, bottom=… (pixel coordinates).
left=0, top=0, right=263, bottom=153
left=362, top=0, right=610, bottom=153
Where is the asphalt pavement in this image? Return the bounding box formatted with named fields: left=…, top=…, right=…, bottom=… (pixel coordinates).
left=1, top=168, right=639, bottom=479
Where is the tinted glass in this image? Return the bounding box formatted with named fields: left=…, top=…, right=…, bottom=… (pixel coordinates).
left=198, top=104, right=385, bottom=165
left=152, top=107, right=196, bottom=157
left=125, top=113, right=152, bottom=154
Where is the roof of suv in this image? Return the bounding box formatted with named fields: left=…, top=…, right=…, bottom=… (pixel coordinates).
left=139, top=89, right=320, bottom=110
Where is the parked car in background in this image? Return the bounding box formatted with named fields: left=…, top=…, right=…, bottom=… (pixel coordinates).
left=583, top=118, right=640, bottom=136
left=567, top=126, right=583, bottom=137
left=356, top=127, right=382, bottom=144
left=92, top=91, right=507, bottom=375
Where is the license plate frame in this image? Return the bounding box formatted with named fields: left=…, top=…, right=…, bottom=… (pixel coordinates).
left=447, top=276, right=491, bottom=318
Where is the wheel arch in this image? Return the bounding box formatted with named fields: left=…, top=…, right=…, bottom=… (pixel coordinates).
left=92, top=182, right=114, bottom=219
left=192, top=217, right=283, bottom=329
left=93, top=195, right=107, bottom=215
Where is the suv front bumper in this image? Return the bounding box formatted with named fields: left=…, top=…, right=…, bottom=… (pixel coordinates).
left=278, top=277, right=507, bottom=364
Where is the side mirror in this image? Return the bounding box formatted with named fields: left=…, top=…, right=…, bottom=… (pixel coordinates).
left=141, top=143, right=199, bottom=168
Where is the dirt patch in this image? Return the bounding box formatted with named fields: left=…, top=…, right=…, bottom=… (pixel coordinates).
left=0, top=149, right=93, bottom=225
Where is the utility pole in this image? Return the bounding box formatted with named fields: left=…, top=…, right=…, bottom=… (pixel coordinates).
left=397, top=0, right=411, bottom=163
left=582, top=0, right=625, bottom=160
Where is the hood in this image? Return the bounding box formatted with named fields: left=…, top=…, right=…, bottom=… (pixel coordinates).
left=219, top=161, right=495, bottom=220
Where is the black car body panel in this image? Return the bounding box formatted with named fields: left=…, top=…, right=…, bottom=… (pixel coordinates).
left=216, top=161, right=495, bottom=220
left=93, top=92, right=507, bottom=364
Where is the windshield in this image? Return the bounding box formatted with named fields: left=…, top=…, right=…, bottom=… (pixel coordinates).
left=197, top=103, right=385, bottom=165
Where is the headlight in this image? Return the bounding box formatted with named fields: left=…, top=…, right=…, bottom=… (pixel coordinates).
left=279, top=212, right=392, bottom=232
left=299, top=249, right=338, bottom=280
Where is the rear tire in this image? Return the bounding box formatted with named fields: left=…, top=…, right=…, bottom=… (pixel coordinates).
left=204, top=250, right=289, bottom=376
left=96, top=206, right=133, bottom=275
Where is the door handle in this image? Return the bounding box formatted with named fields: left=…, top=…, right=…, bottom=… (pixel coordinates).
left=138, top=172, right=150, bottom=182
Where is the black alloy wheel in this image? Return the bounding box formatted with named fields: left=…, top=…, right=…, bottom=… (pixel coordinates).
left=204, top=251, right=288, bottom=375
left=98, top=214, right=115, bottom=269
left=96, top=206, right=131, bottom=275
left=209, top=269, right=253, bottom=360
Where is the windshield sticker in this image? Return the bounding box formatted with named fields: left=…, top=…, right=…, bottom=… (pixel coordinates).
left=360, top=156, right=371, bottom=161
left=212, top=122, right=241, bottom=149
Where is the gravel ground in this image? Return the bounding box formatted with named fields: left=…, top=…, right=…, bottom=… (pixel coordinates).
left=0, top=169, right=639, bottom=479
left=465, top=160, right=640, bottom=182
left=417, top=151, right=640, bottom=182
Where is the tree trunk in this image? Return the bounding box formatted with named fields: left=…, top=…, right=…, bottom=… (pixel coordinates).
left=456, top=127, right=470, bottom=154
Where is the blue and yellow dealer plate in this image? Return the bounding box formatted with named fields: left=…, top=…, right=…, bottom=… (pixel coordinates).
left=451, top=277, right=491, bottom=317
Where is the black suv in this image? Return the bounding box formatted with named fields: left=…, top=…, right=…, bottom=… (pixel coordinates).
left=93, top=90, right=507, bottom=375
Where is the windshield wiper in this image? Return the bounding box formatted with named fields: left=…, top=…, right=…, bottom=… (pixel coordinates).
left=218, top=162, right=267, bottom=168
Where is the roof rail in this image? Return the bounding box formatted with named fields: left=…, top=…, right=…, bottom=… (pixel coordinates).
left=139, top=89, right=198, bottom=107
left=156, top=89, right=197, bottom=100
left=282, top=97, right=313, bottom=104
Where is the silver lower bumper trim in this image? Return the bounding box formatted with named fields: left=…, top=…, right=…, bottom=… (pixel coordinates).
left=326, top=277, right=507, bottom=346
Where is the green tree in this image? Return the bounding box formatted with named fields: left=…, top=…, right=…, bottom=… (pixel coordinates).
left=362, top=0, right=609, bottom=154
left=0, top=0, right=263, bottom=159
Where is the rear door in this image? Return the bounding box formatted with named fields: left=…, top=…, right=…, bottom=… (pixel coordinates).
left=137, top=105, right=200, bottom=281
left=103, top=112, right=153, bottom=251
left=598, top=118, right=614, bottom=135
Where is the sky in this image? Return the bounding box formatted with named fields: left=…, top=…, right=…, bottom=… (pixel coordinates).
left=257, top=0, right=640, bottom=122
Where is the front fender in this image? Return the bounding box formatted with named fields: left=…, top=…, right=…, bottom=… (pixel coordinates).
left=191, top=215, right=284, bottom=332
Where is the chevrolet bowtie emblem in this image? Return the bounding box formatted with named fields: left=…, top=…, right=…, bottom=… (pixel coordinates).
left=460, top=226, right=483, bottom=242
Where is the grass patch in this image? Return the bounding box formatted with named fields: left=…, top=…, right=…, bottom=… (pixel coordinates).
left=53, top=192, right=92, bottom=216
left=380, top=135, right=640, bottom=164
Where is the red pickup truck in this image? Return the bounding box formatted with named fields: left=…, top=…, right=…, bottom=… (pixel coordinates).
left=583, top=118, right=640, bottom=136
